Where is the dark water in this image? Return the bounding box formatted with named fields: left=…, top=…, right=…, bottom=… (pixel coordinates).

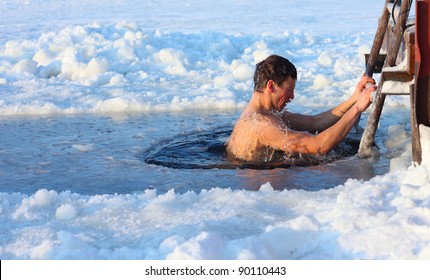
left=143, top=127, right=361, bottom=170
left=0, top=112, right=390, bottom=195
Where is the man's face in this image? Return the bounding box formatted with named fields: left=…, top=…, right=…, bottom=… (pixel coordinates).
left=273, top=76, right=296, bottom=111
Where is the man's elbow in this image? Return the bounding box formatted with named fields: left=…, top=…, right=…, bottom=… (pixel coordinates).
left=316, top=146, right=331, bottom=155
left=312, top=134, right=339, bottom=155
left=313, top=141, right=332, bottom=155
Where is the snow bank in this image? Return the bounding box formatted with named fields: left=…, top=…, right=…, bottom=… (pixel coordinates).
left=1, top=125, right=430, bottom=260
left=0, top=20, right=385, bottom=116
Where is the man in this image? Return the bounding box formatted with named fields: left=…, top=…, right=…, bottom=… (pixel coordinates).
left=227, top=54, right=377, bottom=162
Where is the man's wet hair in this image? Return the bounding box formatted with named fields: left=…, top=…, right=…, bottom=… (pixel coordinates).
left=253, top=55, right=297, bottom=92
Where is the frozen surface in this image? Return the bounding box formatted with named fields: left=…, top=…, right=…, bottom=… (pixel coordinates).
left=1, top=0, right=429, bottom=260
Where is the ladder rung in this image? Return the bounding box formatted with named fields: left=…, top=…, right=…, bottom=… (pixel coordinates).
left=382, top=70, right=414, bottom=82
left=382, top=92, right=410, bottom=96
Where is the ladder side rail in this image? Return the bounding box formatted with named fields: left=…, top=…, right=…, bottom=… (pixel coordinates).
left=365, top=0, right=393, bottom=78
left=358, top=0, right=412, bottom=157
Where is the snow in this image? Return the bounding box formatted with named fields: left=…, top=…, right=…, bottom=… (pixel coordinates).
left=381, top=80, right=414, bottom=94
left=1, top=0, right=429, bottom=260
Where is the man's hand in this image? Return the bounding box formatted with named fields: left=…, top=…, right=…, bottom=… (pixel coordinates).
left=355, top=83, right=377, bottom=112
left=353, top=74, right=376, bottom=101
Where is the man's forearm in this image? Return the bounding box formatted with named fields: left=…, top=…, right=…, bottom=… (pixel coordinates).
left=312, top=96, right=357, bottom=132
left=314, top=105, right=361, bottom=154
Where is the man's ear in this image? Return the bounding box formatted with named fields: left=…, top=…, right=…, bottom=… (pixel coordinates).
left=267, top=80, right=275, bottom=93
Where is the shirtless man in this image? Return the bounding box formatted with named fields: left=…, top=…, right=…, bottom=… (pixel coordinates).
left=227, top=54, right=377, bottom=162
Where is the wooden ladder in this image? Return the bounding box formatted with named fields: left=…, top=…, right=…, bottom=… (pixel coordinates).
left=358, top=0, right=414, bottom=157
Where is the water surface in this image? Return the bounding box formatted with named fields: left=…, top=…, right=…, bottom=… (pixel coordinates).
left=1, top=112, right=389, bottom=194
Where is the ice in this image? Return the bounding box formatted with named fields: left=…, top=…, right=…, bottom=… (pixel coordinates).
left=55, top=204, right=77, bottom=220
left=317, top=50, right=334, bottom=67
left=1, top=0, right=429, bottom=260
left=72, top=144, right=94, bottom=152
left=313, top=74, right=332, bottom=89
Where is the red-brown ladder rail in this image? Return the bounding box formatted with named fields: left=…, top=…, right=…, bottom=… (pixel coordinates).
left=411, top=0, right=430, bottom=163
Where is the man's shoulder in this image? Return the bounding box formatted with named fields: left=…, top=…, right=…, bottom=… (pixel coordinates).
left=241, top=111, right=275, bottom=124
left=240, top=112, right=288, bottom=133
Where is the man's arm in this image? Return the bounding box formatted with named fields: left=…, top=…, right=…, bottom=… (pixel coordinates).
left=282, top=75, right=375, bottom=133
left=282, top=97, right=358, bottom=133
left=282, top=109, right=344, bottom=134
left=259, top=109, right=360, bottom=155
left=259, top=84, right=376, bottom=155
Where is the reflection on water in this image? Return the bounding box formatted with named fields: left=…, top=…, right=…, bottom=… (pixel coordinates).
left=237, top=156, right=381, bottom=191
left=0, top=112, right=390, bottom=195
